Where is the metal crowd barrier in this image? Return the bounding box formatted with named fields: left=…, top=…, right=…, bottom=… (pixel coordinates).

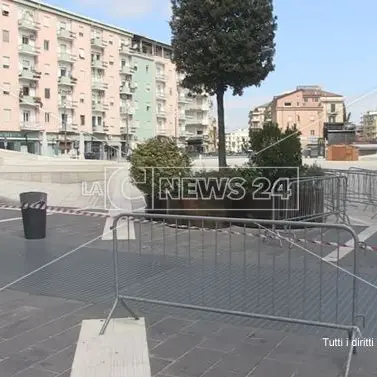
left=99, top=213, right=364, bottom=377
left=325, top=168, right=377, bottom=217
left=272, top=175, right=349, bottom=224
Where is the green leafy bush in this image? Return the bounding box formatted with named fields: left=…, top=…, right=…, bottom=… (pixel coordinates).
left=248, top=122, right=302, bottom=181
left=130, top=136, right=192, bottom=197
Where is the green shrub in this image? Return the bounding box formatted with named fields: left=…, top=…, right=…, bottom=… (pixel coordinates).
left=248, top=122, right=302, bottom=181
left=130, top=136, right=192, bottom=197
left=300, top=163, right=325, bottom=177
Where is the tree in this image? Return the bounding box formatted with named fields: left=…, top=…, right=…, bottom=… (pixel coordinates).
left=249, top=122, right=302, bottom=181
left=170, top=0, right=277, bottom=168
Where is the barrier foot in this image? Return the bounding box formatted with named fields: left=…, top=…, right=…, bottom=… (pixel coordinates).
left=120, top=297, right=139, bottom=320
left=344, top=328, right=357, bottom=377
left=99, top=297, right=139, bottom=336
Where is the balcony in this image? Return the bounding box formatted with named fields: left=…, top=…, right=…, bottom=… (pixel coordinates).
left=19, top=95, right=42, bottom=106
left=59, top=123, right=79, bottom=132
left=120, top=106, right=135, bottom=115
left=92, top=102, right=109, bottom=112
left=18, top=18, right=40, bottom=31
left=120, top=65, right=133, bottom=75
left=91, top=37, right=107, bottom=49
left=119, top=45, right=131, bottom=55
left=120, top=84, right=132, bottom=96
left=178, top=95, right=188, bottom=103
left=103, top=123, right=110, bottom=132
left=58, top=52, right=76, bottom=63
left=18, top=44, right=40, bottom=56
left=57, top=28, right=76, bottom=40
left=58, top=76, right=77, bottom=87
left=156, top=91, right=166, bottom=100
left=156, top=110, right=167, bottom=118
left=91, top=60, right=107, bottom=69
left=20, top=122, right=43, bottom=131
left=58, top=100, right=77, bottom=109
left=92, top=125, right=105, bottom=133
left=92, top=80, right=108, bottom=91
left=18, top=69, right=41, bottom=81
left=120, top=122, right=138, bottom=134
left=156, top=73, right=166, bottom=82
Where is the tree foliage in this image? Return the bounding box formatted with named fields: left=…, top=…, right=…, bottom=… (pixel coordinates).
left=130, top=136, right=192, bottom=196
left=248, top=122, right=302, bottom=181
left=170, top=0, right=277, bottom=168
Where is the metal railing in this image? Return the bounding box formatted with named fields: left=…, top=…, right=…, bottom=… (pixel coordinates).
left=99, top=213, right=367, bottom=377
left=272, top=175, right=349, bottom=224
left=325, top=168, right=377, bottom=216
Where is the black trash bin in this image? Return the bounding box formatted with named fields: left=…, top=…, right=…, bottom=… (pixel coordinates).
left=20, top=192, right=47, bottom=240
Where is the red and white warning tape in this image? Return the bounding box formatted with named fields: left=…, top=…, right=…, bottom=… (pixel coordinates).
left=1, top=202, right=377, bottom=252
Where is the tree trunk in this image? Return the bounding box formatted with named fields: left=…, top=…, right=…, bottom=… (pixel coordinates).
left=216, top=88, right=226, bottom=169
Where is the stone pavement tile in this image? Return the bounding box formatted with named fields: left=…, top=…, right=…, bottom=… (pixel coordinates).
left=163, top=348, right=224, bottom=377
left=148, top=338, right=162, bottom=350
left=0, top=305, right=42, bottom=328
left=0, top=344, right=57, bottom=377
left=200, top=352, right=264, bottom=377
left=198, top=333, right=241, bottom=353
left=147, top=317, right=195, bottom=342
left=249, top=358, right=298, bottom=377
left=179, top=320, right=223, bottom=336
left=36, top=325, right=80, bottom=352
left=38, top=345, right=76, bottom=374
left=0, top=301, right=85, bottom=340
left=266, top=334, right=320, bottom=364
left=214, top=323, right=256, bottom=343
left=149, top=357, right=172, bottom=376
left=9, top=365, right=58, bottom=377
left=150, top=333, right=203, bottom=360
left=0, top=310, right=83, bottom=356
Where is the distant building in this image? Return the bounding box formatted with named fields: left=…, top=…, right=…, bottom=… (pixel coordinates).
left=360, top=111, right=377, bottom=141
left=248, top=102, right=271, bottom=130
left=225, top=128, right=249, bottom=153
left=270, top=86, right=345, bottom=146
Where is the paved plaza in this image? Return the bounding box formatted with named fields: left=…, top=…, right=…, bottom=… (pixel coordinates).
left=0, top=208, right=376, bottom=376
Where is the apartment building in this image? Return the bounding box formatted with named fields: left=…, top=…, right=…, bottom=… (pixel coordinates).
left=270, top=86, right=344, bottom=146
left=248, top=102, right=271, bottom=130
left=225, top=128, right=249, bottom=153
left=361, top=111, right=377, bottom=141
left=0, top=0, right=213, bottom=158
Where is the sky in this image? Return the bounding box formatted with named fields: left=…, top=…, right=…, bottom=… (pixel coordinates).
left=45, top=0, right=377, bottom=130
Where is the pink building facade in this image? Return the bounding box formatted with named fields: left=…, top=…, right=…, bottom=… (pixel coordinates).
left=0, top=0, right=214, bottom=158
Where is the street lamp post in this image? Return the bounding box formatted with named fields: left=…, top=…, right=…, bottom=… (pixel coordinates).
left=126, top=103, right=129, bottom=157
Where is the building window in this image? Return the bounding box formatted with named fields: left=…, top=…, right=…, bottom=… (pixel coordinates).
left=44, top=88, right=50, bottom=98
left=43, top=17, right=49, bottom=27
left=2, top=29, right=9, bottom=42
left=22, top=86, right=29, bottom=95
left=2, top=82, right=9, bottom=94
left=330, top=103, right=336, bottom=112
left=79, top=32, right=83, bottom=37
left=44, top=64, right=50, bottom=75
left=146, top=65, right=149, bottom=72
left=304, top=98, right=308, bottom=102
left=80, top=115, right=85, bottom=125
left=310, top=130, right=315, bottom=136
left=329, top=116, right=335, bottom=123
left=3, top=109, right=11, bottom=121
left=284, top=102, right=291, bottom=106
left=313, top=97, right=319, bottom=102
left=22, top=35, right=29, bottom=45
left=80, top=93, right=84, bottom=103
left=79, top=48, right=84, bottom=59
left=43, top=40, right=49, bottom=50
left=2, top=56, right=9, bottom=68
left=23, top=111, right=30, bottom=122
left=2, top=4, right=9, bottom=16
left=45, top=113, right=50, bottom=122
